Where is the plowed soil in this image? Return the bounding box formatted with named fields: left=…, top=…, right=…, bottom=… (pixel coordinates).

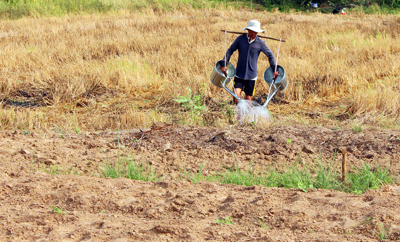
left=1, top=124, right=400, bottom=241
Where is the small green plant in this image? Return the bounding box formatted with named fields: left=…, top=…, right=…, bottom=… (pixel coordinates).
left=352, top=124, right=363, bottom=132
left=352, top=189, right=363, bottom=195
left=314, top=161, right=342, bottom=191
left=179, top=163, right=206, bottom=184
left=173, top=84, right=207, bottom=124
left=211, top=159, right=394, bottom=194
left=69, top=168, right=78, bottom=175
left=378, top=223, right=391, bottom=240
left=294, top=153, right=305, bottom=165
left=52, top=206, right=66, bottom=215
left=74, top=128, right=80, bottom=134
left=103, top=158, right=159, bottom=182
left=225, top=104, right=235, bottom=123
left=173, top=86, right=206, bottom=113
left=297, top=181, right=314, bottom=192
left=254, top=216, right=268, bottom=230
left=286, top=138, right=292, bottom=144
left=54, top=125, right=64, bottom=134
left=41, top=164, right=63, bottom=175
left=344, top=165, right=393, bottom=194
left=217, top=216, right=235, bottom=225
left=49, top=165, right=62, bottom=175
left=365, top=217, right=374, bottom=225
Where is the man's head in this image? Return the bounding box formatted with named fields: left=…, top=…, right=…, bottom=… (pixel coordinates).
left=242, top=20, right=264, bottom=33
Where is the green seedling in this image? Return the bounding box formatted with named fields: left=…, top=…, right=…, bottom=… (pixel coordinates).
left=352, top=124, right=362, bottom=132
left=225, top=105, right=235, bottom=122
left=23, top=130, right=31, bottom=135
left=103, top=158, right=159, bottom=182
left=254, top=216, right=268, bottom=230
left=286, top=138, right=292, bottom=144
left=297, top=181, right=314, bottom=192
left=49, top=165, right=62, bottom=175
left=378, top=223, right=391, bottom=240
left=378, top=224, right=392, bottom=240
left=173, top=86, right=206, bottom=114
left=52, top=206, right=66, bottom=215
left=365, top=217, right=374, bottom=225
left=173, top=84, right=207, bottom=125
left=217, top=216, right=235, bottom=225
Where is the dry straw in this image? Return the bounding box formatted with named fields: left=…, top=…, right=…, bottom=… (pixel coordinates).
left=0, top=9, right=399, bottom=130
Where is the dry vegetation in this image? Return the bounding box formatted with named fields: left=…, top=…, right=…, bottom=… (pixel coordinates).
left=1, top=8, right=400, bottom=131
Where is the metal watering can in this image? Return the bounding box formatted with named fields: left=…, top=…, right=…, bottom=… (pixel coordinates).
left=262, top=65, right=288, bottom=107
left=209, top=61, right=242, bottom=100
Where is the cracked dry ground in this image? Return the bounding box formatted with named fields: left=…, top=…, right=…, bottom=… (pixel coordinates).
left=1, top=125, right=400, bottom=241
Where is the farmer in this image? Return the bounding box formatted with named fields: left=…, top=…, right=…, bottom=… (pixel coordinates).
left=219, top=20, right=279, bottom=104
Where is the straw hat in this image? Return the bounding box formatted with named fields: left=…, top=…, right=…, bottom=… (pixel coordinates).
left=242, top=20, right=264, bottom=33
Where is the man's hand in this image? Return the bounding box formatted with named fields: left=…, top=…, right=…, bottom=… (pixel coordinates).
left=273, top=71, right=279, bottom=80
left=220, top=66, right=228, bottom=77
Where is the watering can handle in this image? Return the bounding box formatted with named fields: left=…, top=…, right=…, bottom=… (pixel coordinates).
left=272, top=39, right=282, bottom=82
left=272, top=71, right=279, bottom=83
left=220, top=66, right=228, bottom=77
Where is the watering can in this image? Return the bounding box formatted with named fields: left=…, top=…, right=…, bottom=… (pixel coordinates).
left=262, top=65, right=288, bottom=107
left=209, top=61, right=242, bottom=101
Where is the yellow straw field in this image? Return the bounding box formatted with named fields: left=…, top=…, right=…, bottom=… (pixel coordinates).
left=1, top=8, right=400, bottom=131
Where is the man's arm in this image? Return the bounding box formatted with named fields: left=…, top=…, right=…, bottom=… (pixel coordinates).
left=260, top=41, right=279, bottom=79
left=219, top=36, right=241, bottom=76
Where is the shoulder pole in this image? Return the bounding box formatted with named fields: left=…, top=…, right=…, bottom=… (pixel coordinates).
left=221, top=30, right=286, bottom=42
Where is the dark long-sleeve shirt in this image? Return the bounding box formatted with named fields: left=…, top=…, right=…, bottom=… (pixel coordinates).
left=219, top=34, right=276, bottom=80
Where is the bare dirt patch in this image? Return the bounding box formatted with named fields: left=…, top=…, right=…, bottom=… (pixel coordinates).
left=1, top=125, right=400, bottom=241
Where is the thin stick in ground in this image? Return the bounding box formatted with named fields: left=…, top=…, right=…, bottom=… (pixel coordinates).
left=341, top=149, right=347, bottom=182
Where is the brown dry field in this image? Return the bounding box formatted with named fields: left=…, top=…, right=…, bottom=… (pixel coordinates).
left=1, top=125, right=400, bottom=241
left=1, top=7, right=400, bottom=242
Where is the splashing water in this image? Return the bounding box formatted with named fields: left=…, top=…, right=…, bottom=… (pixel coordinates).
left=235, top=99, right=271, bottom=124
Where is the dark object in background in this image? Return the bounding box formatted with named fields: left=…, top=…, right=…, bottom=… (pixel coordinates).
left=332, top=7, right=340, bottom=14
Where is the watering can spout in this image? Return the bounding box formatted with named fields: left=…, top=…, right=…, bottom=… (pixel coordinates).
left=262, top=86, right=279, bottom=107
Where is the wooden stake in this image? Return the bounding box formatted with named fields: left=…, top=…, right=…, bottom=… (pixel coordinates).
left=341, top=149, right=347, bottom=182
left=221, top=30, right=286, bottom=42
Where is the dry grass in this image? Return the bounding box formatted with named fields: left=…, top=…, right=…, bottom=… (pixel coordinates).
left=0, top=8, right=400, bottom=131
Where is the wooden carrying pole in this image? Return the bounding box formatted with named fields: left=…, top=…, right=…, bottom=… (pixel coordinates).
left=221, top=30, right=286, bottom=42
